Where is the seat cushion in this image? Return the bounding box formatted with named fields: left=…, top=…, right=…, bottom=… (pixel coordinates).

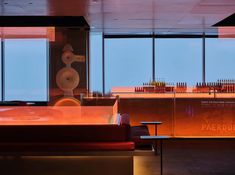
left=131, top=125, right=150, bottom=136
left=131, top=125, right=152, bottom=147
left=0, top=142, right=135, bottom=152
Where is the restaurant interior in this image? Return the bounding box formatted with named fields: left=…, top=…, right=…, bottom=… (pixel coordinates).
left=0, top=0, right=235, bottom=175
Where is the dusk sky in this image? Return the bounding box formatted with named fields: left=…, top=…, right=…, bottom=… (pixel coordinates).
left=91, top=33, right=235, bottom=93
left=0, top=34, right=234, bottom=100
left=3, top=39, right=48, bottom=101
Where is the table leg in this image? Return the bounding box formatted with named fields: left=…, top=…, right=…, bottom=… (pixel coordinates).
left=154, top=125, right=158, bottom=155
left=154, top=124, right=158, bottom=135
left=160, top=139, right=163, bottom=175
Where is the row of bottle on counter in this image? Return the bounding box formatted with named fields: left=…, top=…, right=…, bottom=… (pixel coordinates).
left=143, top=82, right=187, bottom=87
left=217, top=79, right=235, bottom=84
left=134, top=79, right=235, bottom=93
left=135, top=81, right=187, bottom=93
left=194, top=80, right=235, bottom=93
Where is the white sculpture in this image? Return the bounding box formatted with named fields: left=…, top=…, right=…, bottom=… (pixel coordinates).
left=56, top=44, right=86, bottom=96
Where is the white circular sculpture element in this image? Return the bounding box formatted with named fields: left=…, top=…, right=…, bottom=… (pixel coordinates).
left=56, top=43, right=85, bottom=97
left=56, top=67, right=80, bottom=96
left=54, top=97, right=81, bottom=106
left=63, top=43, right=74, bottom=52
left=62, top=51, right=75, bottom=65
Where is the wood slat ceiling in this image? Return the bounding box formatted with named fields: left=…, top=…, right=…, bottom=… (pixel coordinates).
left=1, top=0, right=235, bottom=34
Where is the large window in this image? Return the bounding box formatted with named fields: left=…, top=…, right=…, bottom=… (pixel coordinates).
left=155, top=38, right=202, bottom=86
left=90, top=34, right=235, bottom=92
left=105, top=38, right=152, bottom=93
left=206, top=38, right=235, bottom=82
left=90, top=33, right=103, bottom=93
left=4, top=39, right=48, bottom=101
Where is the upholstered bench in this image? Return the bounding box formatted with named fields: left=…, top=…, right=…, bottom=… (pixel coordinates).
left=0, top=119, right=134, bottom=175
left=0, top=124, right=134, bottom=154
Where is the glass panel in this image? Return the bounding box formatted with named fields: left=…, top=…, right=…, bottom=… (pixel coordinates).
left=0, top=105, right=118, bottom=125
left=119, top=98, right=174, bottom=136
left=90, top=32, right=103, bottom=94
left=206, top=38, right=235, bottom=82
left=4, top=39, right=48, bottom=101
left=174, top=98, right=235, bottom=137
left=0, top=40, right=1, bottom=101
left=105, top=38, right=152, bottom=93
left=155, top=38, right=202, bottom=86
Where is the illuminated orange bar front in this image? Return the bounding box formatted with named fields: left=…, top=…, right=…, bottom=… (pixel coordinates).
left=218, top=27, right=235, bottom=38
left=0, top=106, right=118, bottom=125
left=0, top=27, right=55, bottom=41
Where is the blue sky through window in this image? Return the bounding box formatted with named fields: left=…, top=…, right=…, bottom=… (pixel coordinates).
left=155, top=38, right=202, bottom=86
left=4, top=39, right=48, bottom=101
left=84, top=33, right=235, bottom=93
left=105, top=38, right=152, bottom=93
left=206, top=38, right=235, bottom=82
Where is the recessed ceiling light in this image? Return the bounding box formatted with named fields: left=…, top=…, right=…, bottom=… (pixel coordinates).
left=91, top=26, right=95, bottom=29
left=4, top=2, right=8, bottom=5
left=28, top=2, right=33, bottom=5
left=92, top=0, right=98, bottom=3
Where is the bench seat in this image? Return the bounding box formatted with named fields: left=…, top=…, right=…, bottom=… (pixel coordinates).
left=0, top=141, right=134, bottom=153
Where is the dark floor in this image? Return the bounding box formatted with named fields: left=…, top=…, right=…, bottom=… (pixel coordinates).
left=135, top=139, right=235, bottom=175
left=0, top=140, right=235, bottom=175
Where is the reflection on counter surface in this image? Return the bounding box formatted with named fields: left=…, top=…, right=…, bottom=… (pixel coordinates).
left=0, top=100, right=118, bottom=125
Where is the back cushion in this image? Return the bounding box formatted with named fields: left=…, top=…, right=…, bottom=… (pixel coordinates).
left=119, top=113, right=130, bottom=125
left=0, top=125, right=130, bottom=143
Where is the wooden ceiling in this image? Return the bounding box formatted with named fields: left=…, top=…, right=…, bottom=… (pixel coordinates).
left=1, top=0, right=235, bottom=34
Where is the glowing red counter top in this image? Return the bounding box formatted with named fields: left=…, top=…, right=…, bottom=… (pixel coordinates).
left=0, top=106, right=118, bottom=125
left=112, top=92, right=235, bottom=98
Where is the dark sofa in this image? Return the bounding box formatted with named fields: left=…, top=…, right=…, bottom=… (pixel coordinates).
left=0, top=114, right=135, bottom=175
left=0, top=101, right=135, bottom=154
left=0, top=124, right=134, bottom=153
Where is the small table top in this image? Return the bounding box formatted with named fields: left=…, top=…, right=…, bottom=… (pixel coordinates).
left=141, top=121, right=163, bottom=125
left=140, top=136, right=235, bottom=140
left=140, top=135, right=171, bottom=140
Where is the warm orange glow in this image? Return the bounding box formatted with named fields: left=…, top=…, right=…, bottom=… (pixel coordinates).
left=174, top=136, right=235, bottom=138
left=0, top=27, right=55, bottom=41
left=0, top=105, right=118, bottom=125
left=54, top=97, right=81, bottom=106
left=218, top=27, right=235, bottom=38
left=112, top=87, right=135, bottom=93
left=112, top=92, right=235, bottom=98
left=112, top=100, right=118, bottom=116
left=47, top=27, right=55, bottom=41
left=117, top=88, right=235, bottom=137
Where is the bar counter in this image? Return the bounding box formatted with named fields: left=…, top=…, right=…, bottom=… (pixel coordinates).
left=115, top=93, right=235, bottom=137
left=112, top=92, right=235, bottom=98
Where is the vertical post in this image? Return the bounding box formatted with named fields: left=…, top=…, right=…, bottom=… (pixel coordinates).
left=46, top=39, right=50, bottom=102
left=86, top=30, right=90, bottom=95
left=202, top=32, right=206, bottom=83
left=102, top=32, right=105, bottom=95
left=154, top=124, right=158, bottom=135
left=173, top=92, right=176, bottom=136
left=1, top=38, right=4, bottom=101
left=152, top=33, right=155, bottom=81
left=160, top=139, right=163, bottom=175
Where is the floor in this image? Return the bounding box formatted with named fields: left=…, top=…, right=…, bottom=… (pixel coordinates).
left=0, top=140, right=235, bottom=175
left=135, top=140, right=235, bottom=175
